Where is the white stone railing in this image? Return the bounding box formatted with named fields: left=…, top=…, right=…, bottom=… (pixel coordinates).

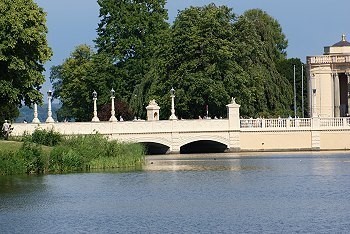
left=307, top=55, right=350, bottom=64
left=240, top=117, right=350, bottom=130
left=320, top=117, right=350, bottom=127
left=12, top=116, right=350, bottom=137
left=11, top=119, right=230, bottom=137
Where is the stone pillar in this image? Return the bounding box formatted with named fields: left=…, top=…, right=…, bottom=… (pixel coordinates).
left=226, top=97, right=241, bottom=151
left=170, top=131, right=180, bottom=154
left=334, top=73, right=340, bottom=117
left=311, top=117, right=320, bottom=151
left=146, top=99, right=160, bottom=121
left=32, top=103, right=40, bottom=123
left=226, top=97, right=240, bottom=129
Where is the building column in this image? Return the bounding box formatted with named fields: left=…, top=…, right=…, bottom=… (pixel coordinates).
left=347, top=73, right=350, bottom=116
left=334, top=73, right=341, bottom=117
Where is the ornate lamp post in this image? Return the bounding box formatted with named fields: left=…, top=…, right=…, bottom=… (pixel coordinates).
left=92, top=90, right=100, bottom=122
left=46, top=90, right=55, bottom=123
left=169, top=87, right=177, bottom=120
left=109, top=88, right=118, bottom=122
left=32, top=103, right=40, bottom=123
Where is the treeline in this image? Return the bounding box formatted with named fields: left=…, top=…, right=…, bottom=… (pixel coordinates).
left=0, top=1, right=308, bottom=125
left=51, top=2, right=307, bottom=121
left=0, top=129, right=144, bottom=175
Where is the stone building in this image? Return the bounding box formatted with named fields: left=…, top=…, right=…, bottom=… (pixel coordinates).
left=307, top=34, right=350, bottom=117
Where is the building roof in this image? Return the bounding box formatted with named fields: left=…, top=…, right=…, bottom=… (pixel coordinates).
left=332, top=34, right=350, bottom=47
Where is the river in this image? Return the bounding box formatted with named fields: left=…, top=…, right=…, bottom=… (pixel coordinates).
left=1, top=152, right=350, bottom=233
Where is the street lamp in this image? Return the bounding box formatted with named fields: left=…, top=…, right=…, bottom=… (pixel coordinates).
left=91, top=90, right=100, bottom=122
left=109, top=88, right=118, bottom=122
left=169, top=87, right=177, bottom=120
left=45, top=90, right=55, bottom=123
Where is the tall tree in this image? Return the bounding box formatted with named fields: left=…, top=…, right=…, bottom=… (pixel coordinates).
left=149, top=4, right=243, bottom=119
left=95, top=0, right=170, bottom=116
left=234, top=9, right=293, bottom=117
left=51, top=45, right=102, bottom=121
left=0, top=0, right=52, bottom=122
left=242, top=9, right=288, bottom=63
left=50, top=45, right=129, bottom=121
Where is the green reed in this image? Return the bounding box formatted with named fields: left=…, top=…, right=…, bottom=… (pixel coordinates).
left=0, top=132, right=145, bottom=175
left=49, top=134, right=145, bottom=173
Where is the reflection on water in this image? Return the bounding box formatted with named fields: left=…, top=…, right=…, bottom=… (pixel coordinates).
left=1, top=152, right=350, bottom=233
left=0, top=175, right=45, bottom=195
left=145, top=151, right=350, bottom=175
left=144, top=158, right=268, bottom=172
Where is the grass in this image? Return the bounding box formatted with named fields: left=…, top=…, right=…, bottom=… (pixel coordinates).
left=0, top=140, right=52, bottom=155
left=0, top=140, right=23, bottom=152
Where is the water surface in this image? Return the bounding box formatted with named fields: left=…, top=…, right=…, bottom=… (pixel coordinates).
left=1, top=152, right=350, bottom=233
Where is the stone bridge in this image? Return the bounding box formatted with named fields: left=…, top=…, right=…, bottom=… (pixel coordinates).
left=11, top=99, right=350, bottom=154
left=11, top=99, right=240, bottom=154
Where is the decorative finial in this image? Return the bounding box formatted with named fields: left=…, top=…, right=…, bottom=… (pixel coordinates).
left=149, top=99, right=158, bottom=106
left=231, top=97, right=236, bottom=104
left=342, top=34, right=346, bottom=42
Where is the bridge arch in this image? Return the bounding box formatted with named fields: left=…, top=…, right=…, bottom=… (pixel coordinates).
left=179, top=135, right=229, bottom=154
left=130, top=137, right=172, bottom=155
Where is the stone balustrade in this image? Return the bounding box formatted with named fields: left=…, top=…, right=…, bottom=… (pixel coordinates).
left=307, top=55, right=350, bottom=64
left=240, top=117, right=350, bottom=130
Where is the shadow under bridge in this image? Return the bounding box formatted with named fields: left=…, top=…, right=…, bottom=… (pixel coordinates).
left=140, top=142, right=170, bottom=155
left=139, top=139, right=228, bottom=155
left=180, top=140, right=228, bottom=154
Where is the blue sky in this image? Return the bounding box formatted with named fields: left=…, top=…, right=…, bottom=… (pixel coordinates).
left=34, top=0, right=350, bottom=99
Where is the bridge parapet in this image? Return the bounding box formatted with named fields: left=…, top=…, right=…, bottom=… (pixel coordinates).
left=10, top=116, right=350, bottom=153
left=10, top=98, right=350, bottom=153
left=11, top=119, right=231, bottom=136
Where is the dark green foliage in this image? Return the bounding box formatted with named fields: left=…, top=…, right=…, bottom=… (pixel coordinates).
left=49, top=134, right=145, bottom=172
left=17, top=141, right=45, bottom=174
left=50, top=45, right=99, bottom=122
left=50, top=146, right=85, bottom=172
left=230, top=9, right=292, bottom=117
left=153, top=4, right=237, bottom=119
left=0, top=132, right=145, bottom=175
left=242, top=9, right=288, bottom=62
left=147, top=5, right=293, bottom=118
left=51, top=3, right=304, bottom=119
left=0, top=150, right=26, bottom=175
left=96, top=0, right=169, bottom=64
left=25, top=129, right=62, bottom=146
left=51, top=0, right=170, bottom=120
left=277, top=58, right=308, bottom=117
left=0, top=0, right=52, bottom=123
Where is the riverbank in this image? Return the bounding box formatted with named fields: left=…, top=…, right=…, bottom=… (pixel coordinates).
left=0, top=134, right=145, bottom=175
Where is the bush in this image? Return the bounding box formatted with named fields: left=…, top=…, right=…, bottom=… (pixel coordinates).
left=50, top=146, right=87, bottom=172
left=0, top=133, right=145, bottom=175
left=17, top=141, right=45, bottom=174
left=30, top=128, right=62, bottom=146
left=0, top=150, right=26, bottom=175
left=49, top=134, right=145, bottom=172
